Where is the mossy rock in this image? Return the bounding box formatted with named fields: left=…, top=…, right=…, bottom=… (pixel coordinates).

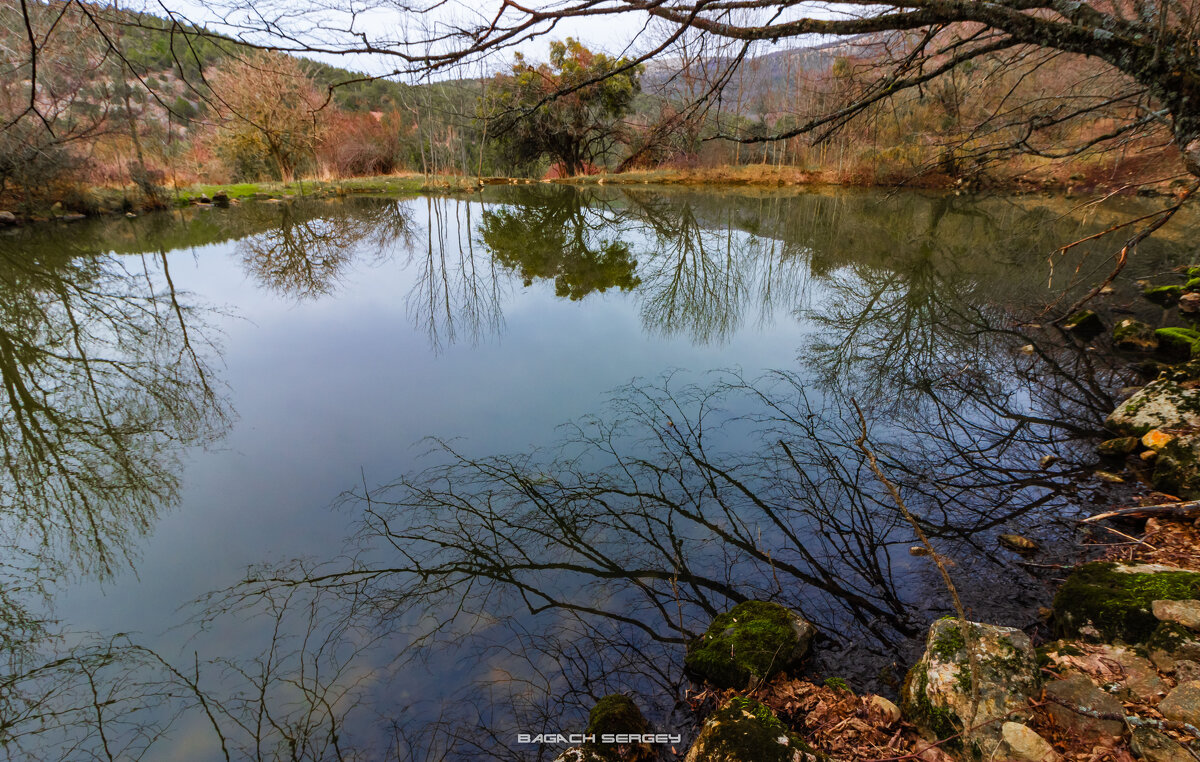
left=1146, top=284, right=1185, bottom=306
left=1151, top=432, right=1200, bottom=499
left=683, top=697, right=825, bottom=762
left=1106, top=378, right=1200, bottom=436
left=1113, top=319, right=1158, bottom=352
left=1187, top=277, right=1200, bottom=293
left=685, top=601, right=816, bottom=689
left=584, top=695, right=652, bottom=762
left=1053, top=562, right=1200, bottom=643
left=900, top=619, right=1039, bottom=752
left=1063, top=310, right=1104, bottom=336
left=1155, top=327, right=1200, bottom=358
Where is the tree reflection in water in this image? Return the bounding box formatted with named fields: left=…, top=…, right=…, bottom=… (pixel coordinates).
left=1, top=187, right=1194, bottom=759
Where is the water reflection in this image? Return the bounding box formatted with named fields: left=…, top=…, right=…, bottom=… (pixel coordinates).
left=1, top=186, right=1195, bottom=759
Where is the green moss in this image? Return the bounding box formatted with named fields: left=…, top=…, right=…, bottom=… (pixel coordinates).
left=1064, top=310, right=1103, bottom=334
left=823, top=677, right=849, bottom=692
left=1146, top=284, right=1185, bottom=306
left=585, top=695, right=648, bottom=761
left=685, top=601, right=806, bottom=689
left=696, top=698, right=824, bottom=762
left=1186, top=277, right=1200, bottom=292
left=1155, top=327, right=1200, bottom=357
left=1053, top=562, right=1200, bottom=642
left=1098, top=436, right=1139, bottom=456
left=1187, top=266, right=1200, bottom=278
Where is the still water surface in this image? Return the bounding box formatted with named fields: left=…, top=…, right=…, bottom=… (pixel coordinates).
left=1, top=185, right=1194, bottom=759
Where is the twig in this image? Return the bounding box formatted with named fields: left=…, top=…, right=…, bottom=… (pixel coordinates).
left=1082, top=500, right=1200, bottom=523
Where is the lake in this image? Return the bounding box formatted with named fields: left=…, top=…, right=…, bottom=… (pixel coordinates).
left=0, top=184, right=1193, bottom=760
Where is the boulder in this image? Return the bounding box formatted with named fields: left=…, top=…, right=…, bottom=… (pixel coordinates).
left=684, top=696, right=825, bottom=762
left=1153, top=599, right=1200, bottom=630
left=1053, top=562, right=1200, bottom=642
left=1106, top=379, right=1200, bottom=437
left=998, top=722, right=1060, bottom=762
left=1043, top=674, right=1124, bottom=741
left=685, top=601, right=815, bottom=689
left=0, top=210, right=15, bottom=225
left=1114, top=319, right=1159, bottom=352
left=212, top=191, right=231, bottom=208
left=1129, top=727, right=1195, bottom=762
left=900, top=619, right=1040, bottom=751
left=1158, top=681, right=1200, bottom=728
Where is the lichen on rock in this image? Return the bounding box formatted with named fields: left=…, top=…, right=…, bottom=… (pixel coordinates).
left=900, top=619, right=1040, bottom=751
left=685, top=601, right=816, bottom=690
left=1106, top=378, right=1200, bottom=436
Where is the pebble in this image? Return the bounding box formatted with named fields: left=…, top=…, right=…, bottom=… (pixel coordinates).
left=1000, top=722, right=1060, bottom=762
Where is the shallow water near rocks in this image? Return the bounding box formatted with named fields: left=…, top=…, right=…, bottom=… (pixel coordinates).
left=1, top=184, right=1195, bottom=759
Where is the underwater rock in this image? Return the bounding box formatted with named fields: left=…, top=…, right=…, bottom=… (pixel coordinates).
left=900, top=619, right=1039, bottom=751
left=1053, top=562, right=1200, bottom=642
left=999, top=534, right=1039, bottom=552
left=1098, top=437, right=1140, bottom=456
left=1106, top=379, right=1200, bottom=436
left=1145, top=285, right=1185, bottom=306
left=1063, top=310, right=1104, bottom=336
left=684, top=601, right=816, bottom=690
left=683, top=696, right=825, bottom=762
left=1113, top=319, right=1159, bottom=352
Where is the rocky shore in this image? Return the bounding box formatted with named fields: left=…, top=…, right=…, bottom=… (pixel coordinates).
left=553, top=270, right=1200, bottom=762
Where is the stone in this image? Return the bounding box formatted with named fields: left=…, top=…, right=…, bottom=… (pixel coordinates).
left=1099, top=437, right=1141, bottom=456
left=1043, top=674, right=1124, bottom=740
left=0, top=210, right=15, bottom=225
left=900, top=619, right=1040, bottom=751
left=1151, top=432, right=1200, bottom=499
left=868, top=695, right=901, bottom=725
left=1153, top=599, right=1200, bottom=630
left=683, top=696, right=824, bottom=762
left=1064, top=310, right=1104, bottom=336
left=1053, top=562, right=1200, bottom=643
left=1156, top=327, right=1200, bottom=358
left=1146, top=285, right=1185, bottom=306
left=999, top=534, right=1039, bottom=552
left=1148, top=623, right=1200, bottom=672
left=584, top=695, right=650, bottom=761
left=1182, top=293, right=1200, bottom=314
left=1098, top=645, right=1168, bottom=703
left=1129, top=727, right=1195, bottom=762
left=1176, top=660, right=1200, bottom=682
left=684, top=601, right=816, bottom=689
left=1143, top=430, right=1177, bottom=451
left=59, top=213, right=85, bottom=222
left=1159, top=681, right=1200, bottom=727
left=1142, top=450, right=1160, bottom=461
left=212, top=191, right=231, bottom=208
left=998, top=722, right=1060, bottom=762
left=1107, top=379, right=1200, bottom=437
left=1095, top=470, right=1126, bottom=483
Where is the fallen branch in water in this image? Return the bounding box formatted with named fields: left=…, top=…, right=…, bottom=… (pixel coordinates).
left=1082, top=500, right=1200, bottom=523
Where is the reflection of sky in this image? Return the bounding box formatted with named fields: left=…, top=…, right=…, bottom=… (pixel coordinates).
left=54, top=196, right=812, bottom=648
